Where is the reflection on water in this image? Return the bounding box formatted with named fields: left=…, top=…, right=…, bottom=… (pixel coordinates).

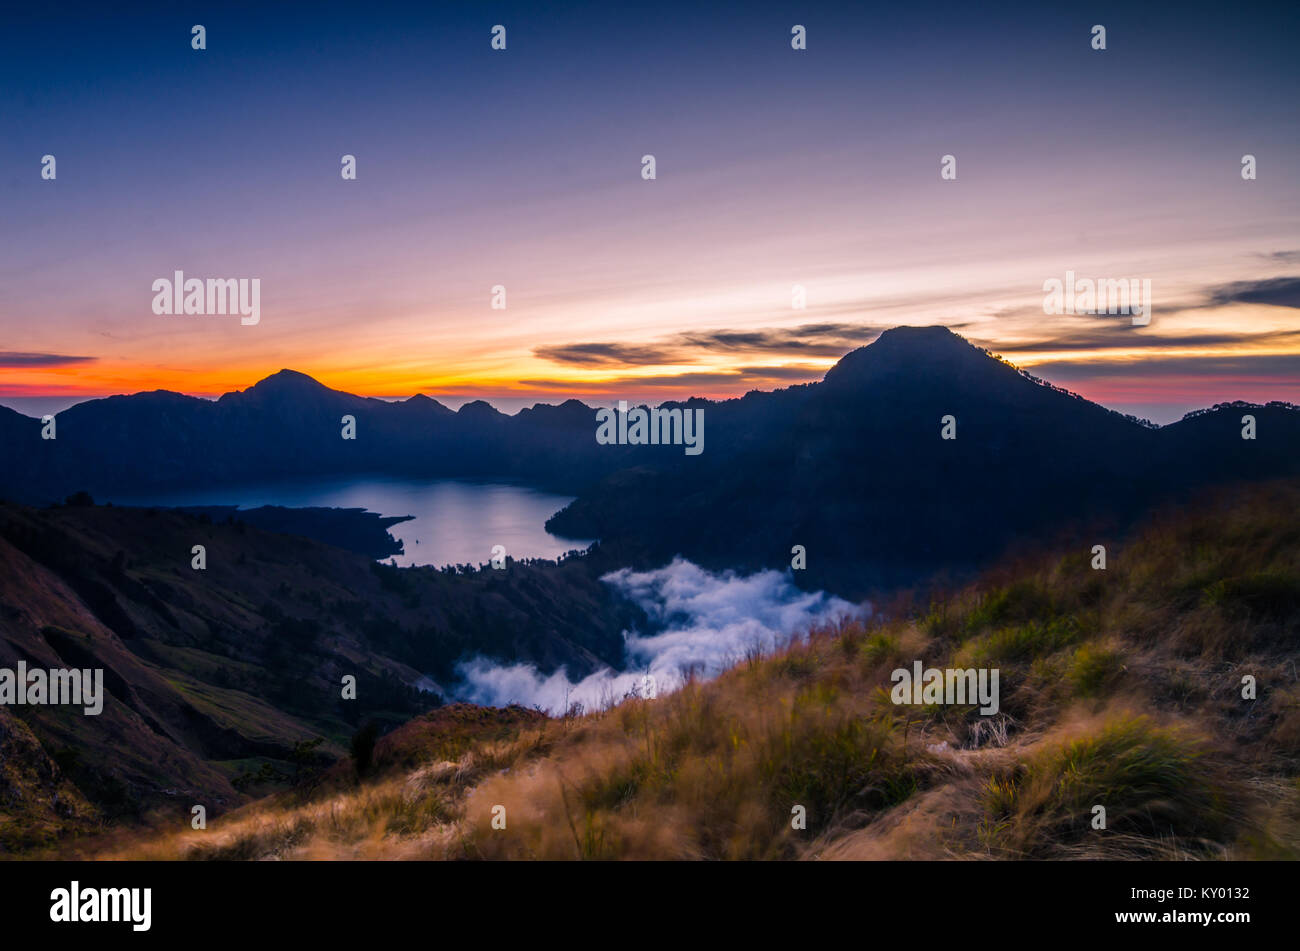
left=107, top=476, right=592, bottom=568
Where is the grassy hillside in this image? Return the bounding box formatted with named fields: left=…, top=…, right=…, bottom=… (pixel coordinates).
left=85, top=480, right=1300, bottom=860
left=0, top=499, right=640, bottom=852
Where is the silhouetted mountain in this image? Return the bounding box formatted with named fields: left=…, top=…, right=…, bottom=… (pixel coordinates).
left=547, top=327, right=1300, bottom=596
left=1, top=372, right=620, bottom=497
left=401, top=392, right=455, bottom=415
left=4, top=326, right=1298, bottom=597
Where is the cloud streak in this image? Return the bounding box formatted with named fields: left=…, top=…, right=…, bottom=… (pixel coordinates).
left=532, top=343, right=684, bottom=367
left=1203, top=276, right=1300, bottom=309
left=0, top=352, right=97, bottom=368
left=520, top=364, right=828, bottom=391
left=993, top=326, right=1300, bottom=354
left=531, top=322, right=884, bottom=371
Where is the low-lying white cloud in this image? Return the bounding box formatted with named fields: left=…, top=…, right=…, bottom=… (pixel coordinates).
left=453, top=558, right=865, bottom=713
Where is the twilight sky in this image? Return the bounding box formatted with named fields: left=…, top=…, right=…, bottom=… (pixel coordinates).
left=1, top=0, right=1297, bottom=422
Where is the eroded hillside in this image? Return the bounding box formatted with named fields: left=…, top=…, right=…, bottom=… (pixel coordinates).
left=0, top=499, right=639, bottom=851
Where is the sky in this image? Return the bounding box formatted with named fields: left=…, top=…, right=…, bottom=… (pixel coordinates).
left=1, top=0, right=1297, bottom=423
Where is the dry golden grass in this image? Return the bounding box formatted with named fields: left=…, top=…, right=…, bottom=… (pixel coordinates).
left=81, top=481, right=1300, bottom=861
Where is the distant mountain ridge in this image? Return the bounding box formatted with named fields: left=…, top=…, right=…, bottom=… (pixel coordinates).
left=1, top=368, right=626, bottom=499
left=5, top=326, right=1299, bottom=596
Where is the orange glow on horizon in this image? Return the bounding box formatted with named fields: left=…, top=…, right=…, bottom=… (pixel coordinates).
left=3, top=304, right=1296, bottom=409
left=0, top=358, right=834, bottom=402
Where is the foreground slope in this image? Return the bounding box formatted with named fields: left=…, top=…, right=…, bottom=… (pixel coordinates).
left=94, top=480, right=1300, bottom=860
left=0, top=500, right=640, bottom=851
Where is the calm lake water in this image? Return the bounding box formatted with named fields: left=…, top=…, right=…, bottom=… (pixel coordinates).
left=106, top=477, right=592, bottom=568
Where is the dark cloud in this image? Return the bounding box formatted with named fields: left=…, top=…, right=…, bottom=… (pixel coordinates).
left=0, top=352, right=97, bottom=368
left=520, top=364, right=827, bottom=391
left=993, top=327, right=1300, bottom=354
left=532, top=343, right=683, bottom=367
left=533, top=322, right=883, bottom=371
left=1204, top=276, right=1300, bottom=309
left=1027, top=352, right=1300, bottom=382
left=673, top=322, right=881, bottom=357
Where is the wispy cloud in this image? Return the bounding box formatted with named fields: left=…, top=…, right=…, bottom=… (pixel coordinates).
left=1204, top=276, right=1300, bottom=309
left=531, top=322, right=882, bottom=372
left=993, top=326, right=1300, bottom=354
left=532, top=343, right=684, bottom=367
left=0, top=352, right=97, bottom=368
left=520, top=364, right=828, bottom=391
left=1030, top=352, right=1300, bottom=381
left=673, top=322, right=883, bottom=357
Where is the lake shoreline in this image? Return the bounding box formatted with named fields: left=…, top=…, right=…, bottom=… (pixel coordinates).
left=158, top=504, right=413, bottom=560
left=102, top=476, right=593, bottom=567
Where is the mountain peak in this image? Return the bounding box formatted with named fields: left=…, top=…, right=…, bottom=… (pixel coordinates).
left=216, top=369, right=336, bottom=407
left=255, top=369, right=328, bottom=389
left=403, top=393, right=455, bottom=414
left=457, top=399, right=502, bottom=418
left=822, top=325, right=983, bottom=388
left=873, top=324, right=966, bottom=346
